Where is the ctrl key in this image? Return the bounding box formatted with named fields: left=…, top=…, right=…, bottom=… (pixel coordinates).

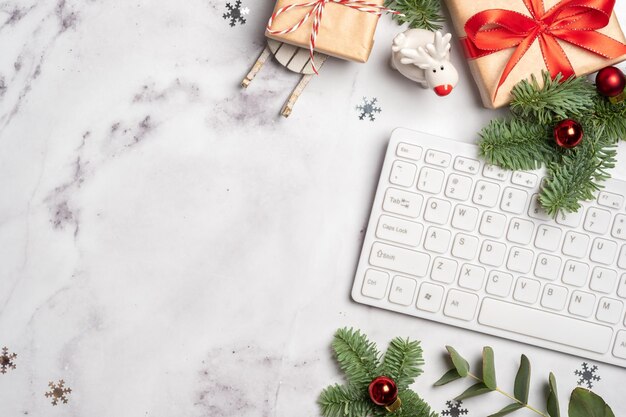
left=361, top=269, right=389, bottom=299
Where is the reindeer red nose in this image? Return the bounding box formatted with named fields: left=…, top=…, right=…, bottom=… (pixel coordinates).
left=434, top=84, right=453, bottom=96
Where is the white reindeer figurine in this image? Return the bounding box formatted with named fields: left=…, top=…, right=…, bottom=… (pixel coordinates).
left=391, top=30, right=459, bottom=97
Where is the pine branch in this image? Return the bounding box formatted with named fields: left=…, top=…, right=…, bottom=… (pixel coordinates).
left=332, top=328, right=381, bottom=388
left=380, top=338, right=424, bottom=390
left=319, top=384, right=372, bottom=417
left=540, top=128, right=617, bottom=215
left=510, top=72, right=595, bottom=124
left=372, top=390, right=439, bottom=417
left=590, top=97, right=626, bottom=141
left=384, top=0, right=444, bottom=31
left=479, top=118, right=555, bottom=170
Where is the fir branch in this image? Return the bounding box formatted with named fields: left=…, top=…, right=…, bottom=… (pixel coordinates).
left=540, top=128, right=617, bottom=216
left=384, top=0, right=444, bottom=31
left=319, top=384, right=372, bottom=417
left=372, top=390, right=439, bottom=417
left=590, top=97, right=626, bottom=141
left=478, top=119, right=555, bottom=171
left=380, top=338, right=424, bottom=390
left=510, top=72, right=596, bottom=125
left=332, top=328, right=380, bottom=388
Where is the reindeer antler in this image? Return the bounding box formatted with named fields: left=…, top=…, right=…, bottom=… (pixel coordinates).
left=427, top=31, right=451, bottom=61
left=400, top=47, right=438, bottom=69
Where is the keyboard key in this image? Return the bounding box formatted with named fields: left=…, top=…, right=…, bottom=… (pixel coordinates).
left=444, top=289, right=479, bottom=321
left=506, top=218, right=534, bottom=245
left=596, top=297, right=624, bottom=324
left=396, top=143, right=422, bottom=160
left=561, top=231, right=589, bottom=258
left=430, top=257, right=458, bottom=284
left=453, top=156, right=479, bottom=174
left=369, top=242, right=430, bottom=277
left=458, top=264, right=486, bottom=290
left=416, top=283, right=444, bottom=312
left=556, top=209, right=583, bottom=228
left=389, top=276, right=417, bottom=306
left=479, top=211, right=506, bottom=238
left=361, top=269, right=389, bottom=299
left=445, top=174, right=472, bottom=201
left=614, top=331, right=626, bottom=359
left=417, top=167, right=445, bottom=194
left=618, top=245, right=626, bottom=269
left=451, top=233, right=479, bottom=260
left=584, top=208, right=611, bottom=234
left=511, top=171, right=538, bottom=188
left=390, top=160, right=417, bottom=187
left=383, top=188, right=423, bottom=218
left=590, top=238, right=617, bottom=265
left=483, top=164, right=509, bottom=181
left=619, top=274, right=626, bottom=299
left=506, top=247, right=533, bottom=274
left=425, top=149, right=451, bottom=167
left=612, top=214, right=626, bottom=240
left=534, top=253, right=561, bottom=281
left=501, top=187, right=528, bottom=214
left=534, top=225, right=562, bottom=251
left=479, top=240, right=507, bottom=267
left=424, top=198, right=451, bottom=225
left=376, top=215, right=423, bottom=247
left=479, top=298, right=613, bottom=354
left=569, top=291, right=596, bottom=318
left=598, top=191, right=624, bottom=210
left=424, top=227, right=451, bottom=253
left=486, top=271, right=513, bottom=297
left=562, top=260, right=589, bottom=287
left=528, top=193, right=551, bottom=221
left=473, top=181, right=500, bottom=207
left=451, top=204, right=479, bottom=231
left=514, top=277, right=541, bottom=304
left=541, top=284, right=568, bottom=311
left=590, top=267, right=618, bottom=294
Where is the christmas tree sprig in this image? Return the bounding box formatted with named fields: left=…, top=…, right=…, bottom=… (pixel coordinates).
left=478, top=71, right=624, bottom=216
left=435, top=346, right=615, bottom=417
left=384, top=0, right=444, bottom=31
left=319, top=328, right=438, bottom=417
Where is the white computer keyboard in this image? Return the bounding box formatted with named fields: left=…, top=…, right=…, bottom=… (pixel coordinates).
left=352, top=128, right=626, bottom=367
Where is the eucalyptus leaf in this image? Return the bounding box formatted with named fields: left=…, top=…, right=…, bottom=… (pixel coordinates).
left=513, top=355, right=531, bottom=404
left=446, top=346, right=470, bottom=377
left=482, top=346, right=497, bottom=390
left=487, top=403, right=524, bottom=417
left=569, top=388, right=615, bottom=417
left=547, top=372, right=561, bottom=417
left=434, top=368, right=463, bottom=386
left=454, top=382, right=492, bottom=401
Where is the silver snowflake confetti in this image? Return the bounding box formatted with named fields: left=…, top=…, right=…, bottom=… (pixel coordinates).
left=45, top=380, right=72, bottom=406
left=0, top=347, right=17, bottom=374
left=356, top=97, right=382, bottom=121
left=223, top=0, right=247, bottom=27
left=442, top=400, right=469, bottom=417
left=575, top=362, right=601, bottom=389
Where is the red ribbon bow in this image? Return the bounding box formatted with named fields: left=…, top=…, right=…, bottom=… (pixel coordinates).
left=463, top=0, right=626, bottom=99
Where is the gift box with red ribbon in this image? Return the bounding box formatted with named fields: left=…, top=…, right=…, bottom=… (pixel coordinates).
left=444, top=0, right=626, bottom=108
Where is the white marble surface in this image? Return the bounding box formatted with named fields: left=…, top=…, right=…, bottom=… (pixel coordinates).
left=1, top=1, right=625, bottom=416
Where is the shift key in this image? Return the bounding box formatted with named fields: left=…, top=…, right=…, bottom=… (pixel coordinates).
left=369, top=242, right=430, bottom=277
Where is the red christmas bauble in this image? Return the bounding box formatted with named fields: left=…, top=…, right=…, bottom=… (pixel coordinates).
left=554, top=119, right=584, bottom=149
left=368, top=376, right=398, bottom=406
left=596, top=66, right=626, bottom=98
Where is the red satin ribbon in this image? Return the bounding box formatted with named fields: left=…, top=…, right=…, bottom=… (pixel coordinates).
left=462, top=0, right=626, bottom=99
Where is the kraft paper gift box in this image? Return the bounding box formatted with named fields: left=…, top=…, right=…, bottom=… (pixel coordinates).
left=265, top=0, right=384, bottom=63
left=443, top=0, right=626, bottom=108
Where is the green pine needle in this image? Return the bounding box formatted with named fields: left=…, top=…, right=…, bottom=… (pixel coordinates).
left=510, top=72, right=596, bottom=124
left=478, top=118, right=556, bottom=171
left=380, top=338, right=424, bottom=390
left=384, top=0, right=444, bottom=31
left=332, top=328, right=380, bottom=389
left=372, top=390, right=439, bottom=417
left=319, top=384, right=372, bottom=417
left=590, top=96, right=626, bottom=141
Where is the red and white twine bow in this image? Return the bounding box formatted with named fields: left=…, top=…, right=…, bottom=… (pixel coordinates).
left=267, top=0, right=400, bottom=74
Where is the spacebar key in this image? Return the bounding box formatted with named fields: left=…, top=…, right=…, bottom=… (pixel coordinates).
left=479, top=298, right=613, bottom=354
left=369, top=242, right=430, bottom=277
